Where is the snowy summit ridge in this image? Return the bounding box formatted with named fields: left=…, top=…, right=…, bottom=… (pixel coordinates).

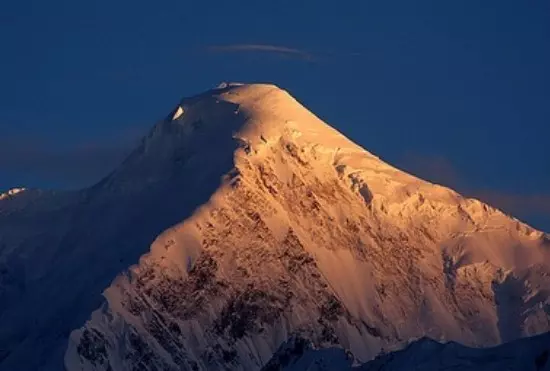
left=0, top=187, right=26, bottom=201
left=0, top=84, right=549, bottom=371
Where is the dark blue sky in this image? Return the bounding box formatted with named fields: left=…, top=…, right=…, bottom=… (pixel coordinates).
left=1, top=1, right=549, bottom=231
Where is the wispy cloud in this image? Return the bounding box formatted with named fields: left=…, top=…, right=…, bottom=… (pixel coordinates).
left=397, top=152, right=550, bottom=224
left=472, top=192, right=550, bottom=216
left=399, top=154, right=462, bottom=187
left=206, top=44, right=315, bottom=61
left=0, top=128, right=145, bottom=189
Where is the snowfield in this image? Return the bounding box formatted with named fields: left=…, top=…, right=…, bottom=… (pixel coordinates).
left=1, top=84, right=549, bottom=371
left=262, top=332, right=550, bottom=370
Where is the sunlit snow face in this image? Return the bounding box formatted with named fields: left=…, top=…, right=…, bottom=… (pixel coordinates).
left=171, top=106, right=184, bottom=121
left=0, top=187, right=26, bottom=200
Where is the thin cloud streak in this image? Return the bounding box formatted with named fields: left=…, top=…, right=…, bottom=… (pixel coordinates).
left=397, top=152, right=550, bottom=224
left=473, top=192, right=550, bottom=216
left=0, top=129, right=145, bottom=189
left=206, top=44, right=315, bottom=61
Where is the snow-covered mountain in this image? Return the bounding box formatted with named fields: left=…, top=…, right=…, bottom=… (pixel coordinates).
left=1, top=83, right=549, bottom=371
left=262, top=332, right=550, bottom=371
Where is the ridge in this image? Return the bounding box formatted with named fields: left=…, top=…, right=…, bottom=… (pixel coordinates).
left=1, top=84, right=549, bottom=371
left=65, top=85, right=549, bottom=370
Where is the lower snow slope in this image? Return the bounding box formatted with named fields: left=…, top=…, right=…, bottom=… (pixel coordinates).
left=262, top=332, right=550, bottom=371
left=61, top=84, right=550, bottom=370
left=0, top=85, right=255, bottom=371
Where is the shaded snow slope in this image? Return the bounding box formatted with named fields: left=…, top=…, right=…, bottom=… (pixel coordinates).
left=0, top=84, right=259, bottom=371
left=262, top=332, right=550, bottom=371
left=55, top=84, right=550, bottom=371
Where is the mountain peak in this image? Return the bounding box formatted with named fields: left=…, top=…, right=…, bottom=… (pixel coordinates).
left=3, top=84, right=550, bottom=371
left=160, top=83, right=361, bottom=153
left=106, top=83, right=373, bottom=194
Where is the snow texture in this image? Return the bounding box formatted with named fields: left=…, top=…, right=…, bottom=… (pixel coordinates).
left=1, top=84, right=549, bottom=371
